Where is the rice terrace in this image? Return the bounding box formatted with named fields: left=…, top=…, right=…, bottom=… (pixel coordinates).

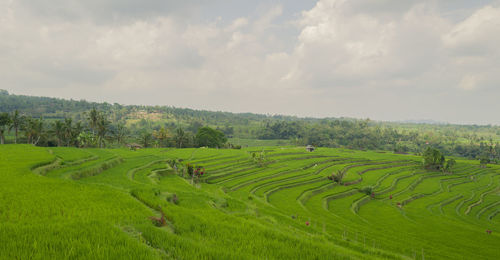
left=2, top=0, right=500, bottom=259
left=1, top=143, right=499, bottom=259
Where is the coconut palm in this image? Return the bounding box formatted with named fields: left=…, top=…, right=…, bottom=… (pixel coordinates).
left=87, top=107, right=99, bottom=136
left=23, top=117, right=35, bottom=144
left=23, top=117, right=44, bottom=145
left=153, top=126, right=170, bottom=147
left=31, top=117, right=45, bottom=146
left=0, top=112, right=10, bottom=144
left=9, top=110, right=22, bottom=144
left=113, top=123, right=128, bottom=145
left=63, top=118, right=73, bottom=147
left=70, top=121, right=83, bottom=147
left=52, top=120, right=64, bottom=147
left=174, top=128, right=187, bottom=148
left=141, top=131, right=153, bottom=148
left=96, top=113, right=110, bottom=148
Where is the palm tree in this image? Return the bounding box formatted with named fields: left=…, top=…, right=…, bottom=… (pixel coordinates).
left=23, top=117, right=35, bottom=144
left=31, top=117, right=45, bottom=146
left=174, top=128, right=187, bottom=148
left=153, top=126, right=170, bottom=147
left=72, top=121, right=83, bottom=147
left=0, top=112, right=10, bottom=144
left=87, top=107, right=99, bottom=136
left=9, top=110, right=22, bottom=144
left=23, top=117, right=44, bottom=145
left=141, top=131, right=153, bottom=148
left=63, top=118, right=73, bottom=147
left=96, top=113, right=110, bottom=148
left=52, top=120, right=64, bottom=147
left=113, top=123, right=128, bottom=145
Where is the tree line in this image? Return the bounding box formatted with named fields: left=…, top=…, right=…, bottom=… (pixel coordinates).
left=0, top=109, right=229, bottom=149
left=258, top=120, right=500, bottom=163
left=2, top=90, right=500, bottom=162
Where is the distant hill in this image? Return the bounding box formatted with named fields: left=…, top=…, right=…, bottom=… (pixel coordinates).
left=0, top=90, right=309, bottom=139
left=2, top=89, right=500, bottom=160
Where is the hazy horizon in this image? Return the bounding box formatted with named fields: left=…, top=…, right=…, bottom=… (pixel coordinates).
left=4, top=89, right=493, bottom=127
left=2, top=0, right=500, bottom=125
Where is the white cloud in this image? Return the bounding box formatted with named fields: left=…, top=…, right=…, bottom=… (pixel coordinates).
left=443, top=5, right=500, bottom=56
left=2, top=0, right=500, bottom=124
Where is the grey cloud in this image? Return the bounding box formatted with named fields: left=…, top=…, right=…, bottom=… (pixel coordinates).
left=17, top=0, right=206, bottom=23
left=3, top=0, right=500, bottom=124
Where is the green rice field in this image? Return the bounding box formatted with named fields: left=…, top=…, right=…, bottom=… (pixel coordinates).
left=1, top=145, right=499, bottom=259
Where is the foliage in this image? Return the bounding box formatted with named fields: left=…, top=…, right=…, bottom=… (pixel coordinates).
left=479, top=153, right=490, bottom=168
left=173, top=128, right=189, bottom=148
left=2, top=91, right=500, bottom=164
left=251, top=151, right=268, bottom=167
left=9, top=110, right=22, bottom=144
left=195, top=127, right=227, bottom=148
left=327, top=170, right=344, bottom=183
left=141, top=131, right=153, bottom=148
left=360, top=186, right=374, bottom=196
left=422, top=147, right=445, bottom=170
left=0, top=112, right=11, bottom=144
left=444, top=158, right=456, bottom=173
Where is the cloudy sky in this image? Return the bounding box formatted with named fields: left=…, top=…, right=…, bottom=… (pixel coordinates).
left=1, top=0, right=500, bottom=124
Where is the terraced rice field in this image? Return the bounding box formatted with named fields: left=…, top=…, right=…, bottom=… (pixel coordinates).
left=1, top=145, right=499, bottom=259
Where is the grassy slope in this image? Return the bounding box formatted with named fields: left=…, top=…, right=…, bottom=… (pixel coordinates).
left=0, top=145, right=499, bottom=259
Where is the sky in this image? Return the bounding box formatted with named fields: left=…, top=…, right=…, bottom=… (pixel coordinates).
left=1, top=0, right=500, bottom=125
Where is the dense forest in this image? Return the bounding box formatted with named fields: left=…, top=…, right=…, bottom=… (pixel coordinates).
left=1, top=90, right=500, bottom=163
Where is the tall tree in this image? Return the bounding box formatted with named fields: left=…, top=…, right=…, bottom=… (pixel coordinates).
left=141, top=131, right=153, bottom=148
left=52, top=120, right=64, bottom=147
left=23, top=117, right=34, bottom=144
left=479, top=153, right=490, bottom=168
left=23, top=117, right=44, bottom=145
left=9, top=110, right=22, bottom=144
left=0, top=112, right=11, bottom=144
left=153, top=126, right=170, bottom=147
left=423, top=147, right=445, bottom=171
left=195, top=126, right=227, bottom=148
left=174, top=128, right=187, bottom=148
left=113, top=123, right=128, bottom=145
left=31, top=117, right=45, bottom=145
left=87, top=107, right=99, bottom=136
left=63, top=118, right=74, bottom=147
left=96, top=113, right=110, bottom=148
left=72, top=121, right=83, bottom=147
left=444, top=158, right=456, bottom=173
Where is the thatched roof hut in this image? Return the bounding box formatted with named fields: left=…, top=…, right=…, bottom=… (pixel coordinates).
left=306, top=145, right=315, bottom=152
left=127, top=143, right=143, bottom=150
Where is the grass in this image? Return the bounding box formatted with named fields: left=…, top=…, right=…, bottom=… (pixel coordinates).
left=1, top=145, right=499, bottom=259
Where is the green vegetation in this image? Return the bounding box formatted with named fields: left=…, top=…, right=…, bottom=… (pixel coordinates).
left=1, top=90, right=500, bottom=258
left=1, top=145, right=499, bottom=259
left=3, top=91, right=500, bottom=163
left=195, top=127, right=227, bottom=148
left=423, top=147, right=445, bottom=170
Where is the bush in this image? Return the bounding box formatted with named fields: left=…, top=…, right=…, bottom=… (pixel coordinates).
left=360, top=186, right=373, bottom=196
left=166, top=193, right=179, bottom=205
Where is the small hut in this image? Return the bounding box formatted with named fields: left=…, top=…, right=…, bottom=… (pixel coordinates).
left=306, top=145, right=315, bottom=152
left=127, top=143, right=143, bottom=150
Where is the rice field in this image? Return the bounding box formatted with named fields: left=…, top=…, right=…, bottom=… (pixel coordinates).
left=1, top=145, right=499, bottom=259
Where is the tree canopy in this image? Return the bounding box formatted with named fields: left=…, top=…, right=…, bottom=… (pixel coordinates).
left=195, top=127, right=227, bottom=148
left=423, top=147, right=445, bottom=171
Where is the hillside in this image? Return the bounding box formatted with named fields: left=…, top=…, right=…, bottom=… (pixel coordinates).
left=1, top=145, right=499, bottom=259
left=2, top=90, right=500, bottom=159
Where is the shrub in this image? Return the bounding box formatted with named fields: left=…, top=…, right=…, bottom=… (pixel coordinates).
left=360, top=186, right=373, bottom=196
left=166, top=193, right=179, bottom=205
